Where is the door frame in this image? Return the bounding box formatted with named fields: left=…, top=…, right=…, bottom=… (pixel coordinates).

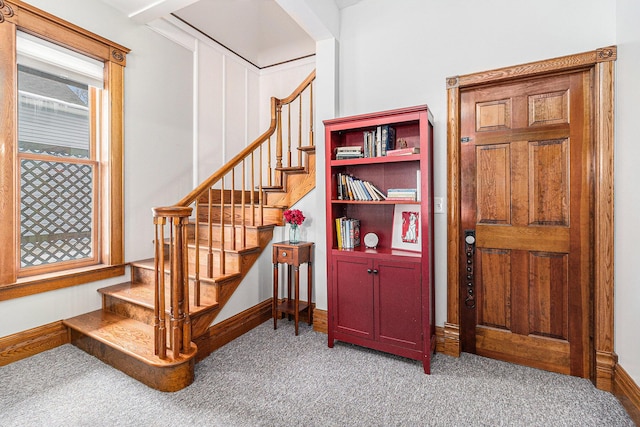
left=445, top=47, right=617, bottom=391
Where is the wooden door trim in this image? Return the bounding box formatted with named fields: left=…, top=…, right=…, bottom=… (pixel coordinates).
left=445, top=47, right=616, bottom=391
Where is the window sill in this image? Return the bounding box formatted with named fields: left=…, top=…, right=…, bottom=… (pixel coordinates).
left=0, top=264, right=126, bottom=302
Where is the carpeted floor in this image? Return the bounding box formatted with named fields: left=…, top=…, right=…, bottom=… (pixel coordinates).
left=0, top=321, right=634, bottom=426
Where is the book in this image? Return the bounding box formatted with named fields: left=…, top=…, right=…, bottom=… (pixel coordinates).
left=367, top=182, right=386, bottom=200
left=335, top=217, right=345, bottom=249
left=350, top=219, right=361, bottom=248
left=336, top=153, right=364, bottom=159
left=336, top=145, right=363, bottom=153
left=387, top=146, right=419, bottom=156
left=375, top=126, right=382, bottom=157
left=363, top=181, right=380, bottom=201
left=358, top=179, right=373, bottom=200
left=387, top=188, right=417, bottom=201
left=380, top=125, right=396, bottom=156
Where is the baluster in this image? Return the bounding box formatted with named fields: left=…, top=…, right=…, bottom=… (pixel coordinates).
left=220, top=178, right=226, bottom=275
left=298, top=95, right=303, bottom=165
left=153, top=215, right=167, bottom=359
left=207, top=188, right=213, bottom=278
left=231, top=169, right=236, bottom=251
left=250, top=151, right=256, bottom=227
left=275, top=102, right=283, bottom=185
left=181, top=214, right=191, bottom=352
left=193, top=199, right=200, bottom=307
left=309, top=81, right=314, bottom=147
left=259, top=144, right=264, bottom=226
left=287, top=102, right=292, bottom=167
left=267, top=136, right=272, bottom=187
left=241, top=160, right=246, bottom=247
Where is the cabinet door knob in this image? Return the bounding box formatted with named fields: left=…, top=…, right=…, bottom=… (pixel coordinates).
left=281, top=251, right=287, bottom=257
left=367, top=269, right=372, bottom=274
left=372, top=269, right=378, bottom=274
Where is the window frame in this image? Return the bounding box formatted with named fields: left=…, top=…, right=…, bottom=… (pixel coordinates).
left=0, top=0, right=129, bottom=300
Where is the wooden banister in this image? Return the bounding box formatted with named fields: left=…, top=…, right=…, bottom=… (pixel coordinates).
left=152, top=69, right=315, bottom=360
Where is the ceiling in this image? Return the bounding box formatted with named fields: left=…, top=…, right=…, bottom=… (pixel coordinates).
left=100, top=0, right=362, bottom=68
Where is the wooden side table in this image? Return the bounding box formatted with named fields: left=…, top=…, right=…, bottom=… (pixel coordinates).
left=272, top=241, right=314, bottom=335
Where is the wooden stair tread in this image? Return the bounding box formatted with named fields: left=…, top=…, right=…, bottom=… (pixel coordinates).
left=131, top=258, right=242, bottom=284
left=182, top=240, right=262, bottom=255
left=275, top=166, right=306, bottom=173
left=99, top=281, right=218, bottom=313
left=64, top=310, right=196, bottom=367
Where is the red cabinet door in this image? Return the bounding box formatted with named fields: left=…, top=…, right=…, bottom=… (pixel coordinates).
left=375, top=259, right=422, bottom=350
left=332, top=256, right=374, bottom=340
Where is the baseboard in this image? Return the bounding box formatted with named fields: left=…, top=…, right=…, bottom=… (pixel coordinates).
left=435, top=325, right=445, bottom=353
left=0, top=321, right=69, bottom=366
left=313, top=308, right=328, bottom=334
left=193, top=299, right=273, bottom=362
left=614, top=364, right=640, bottom=424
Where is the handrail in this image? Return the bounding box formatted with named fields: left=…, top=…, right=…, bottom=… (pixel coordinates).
left=152, top=69, right=315, bottom=360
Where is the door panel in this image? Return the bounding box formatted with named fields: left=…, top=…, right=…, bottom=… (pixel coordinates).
left=333, top=256, right=373, bottom=340
left=476, top=248, right=511, bottom=330
left=460, top=71, right=592, bottom=377
left=476, top=144, right=510, bottom=224
left=376, top=260, right=421, bottom=349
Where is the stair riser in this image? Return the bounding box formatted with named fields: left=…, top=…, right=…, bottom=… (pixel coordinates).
left=198, top=189, right=260, bottom=205
left=69, top=329, right=194, bottom=392
left=197, top=206, right=284, bottom=227
left=185, top=246, right=241, bottom=276
left=104, top=294, right=154, bottom=324
left=132, top=264, right=219, bottom=299
left=187, top=224, right=262, bottom=248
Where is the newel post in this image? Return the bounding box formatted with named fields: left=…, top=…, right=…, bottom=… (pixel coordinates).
left=152, top=206, right=192, bottom=359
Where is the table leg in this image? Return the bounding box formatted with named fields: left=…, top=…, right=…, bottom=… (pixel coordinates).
left=287, top=264, right=293, bottom=321
left=294, top=265, right=300, bottom=336
left=272, top=263, right=278, bottom=330
left=307, top=261, right=313, bottom=325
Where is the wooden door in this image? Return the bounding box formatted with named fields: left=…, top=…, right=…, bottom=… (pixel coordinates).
left=459, top=71, right=592, bottom=376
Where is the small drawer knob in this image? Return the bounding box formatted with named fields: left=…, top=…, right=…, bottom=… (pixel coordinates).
left=281, top=251, right=287, bottom=257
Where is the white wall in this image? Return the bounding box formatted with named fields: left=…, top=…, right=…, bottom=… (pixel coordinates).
left=334, top=0, right=615, bottom=324
left=0, top=0, right=194, bottom=337
left=615, top=0, right=640, bottom=386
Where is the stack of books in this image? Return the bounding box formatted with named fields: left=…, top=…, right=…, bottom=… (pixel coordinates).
left=335, top=217, right=360, bottom=249
left=363, top=125, right=395, bottom=157
left=336, top=173, right=386, bottom=201
left=335, top=145, right=363, bottom=160
left=386, top=188, right=418, bottom=201
left=387, top=146, right=419, bottom=156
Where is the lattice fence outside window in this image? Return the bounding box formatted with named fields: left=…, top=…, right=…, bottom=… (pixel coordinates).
left=20, top=159, right=94, bottom=267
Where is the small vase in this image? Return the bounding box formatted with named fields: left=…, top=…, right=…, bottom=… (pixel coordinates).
left=288, top=224, right=300, bottom=244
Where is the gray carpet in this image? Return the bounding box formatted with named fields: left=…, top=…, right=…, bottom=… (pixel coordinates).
left=0, top=321, right=634, bottom=426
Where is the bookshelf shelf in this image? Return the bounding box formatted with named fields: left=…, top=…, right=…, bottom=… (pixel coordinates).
left=330, top=153, right=421, bottom=166
left=330, top=200, right=420, bottom=205
left=323, top=105, right=435, bottom=374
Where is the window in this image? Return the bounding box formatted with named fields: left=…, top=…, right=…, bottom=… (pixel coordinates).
left=0, top=1, right=129, bottom=298
left=17, top=32, right=103, bottom=273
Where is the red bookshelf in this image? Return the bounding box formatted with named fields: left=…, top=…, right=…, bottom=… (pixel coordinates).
left=324, top=105, right=435, bottom=373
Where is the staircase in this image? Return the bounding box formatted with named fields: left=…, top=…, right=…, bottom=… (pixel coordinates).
left=63, top=70, right=316, bottom=392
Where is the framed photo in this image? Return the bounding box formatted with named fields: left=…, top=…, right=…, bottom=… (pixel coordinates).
left=391, top=204, right=421, bottom=252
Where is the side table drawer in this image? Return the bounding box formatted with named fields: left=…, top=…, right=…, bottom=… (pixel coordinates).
left=275, top=248, right=294, bottom=264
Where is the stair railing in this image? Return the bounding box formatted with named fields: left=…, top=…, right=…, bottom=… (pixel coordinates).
left=152, top=69, right=315, bottom=360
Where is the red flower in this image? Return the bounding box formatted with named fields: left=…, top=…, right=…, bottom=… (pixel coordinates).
left=283, top=209, right=305, bottom=226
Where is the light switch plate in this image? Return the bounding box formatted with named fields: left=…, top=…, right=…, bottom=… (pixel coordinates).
left=434, top=197, right=444, bottom=213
